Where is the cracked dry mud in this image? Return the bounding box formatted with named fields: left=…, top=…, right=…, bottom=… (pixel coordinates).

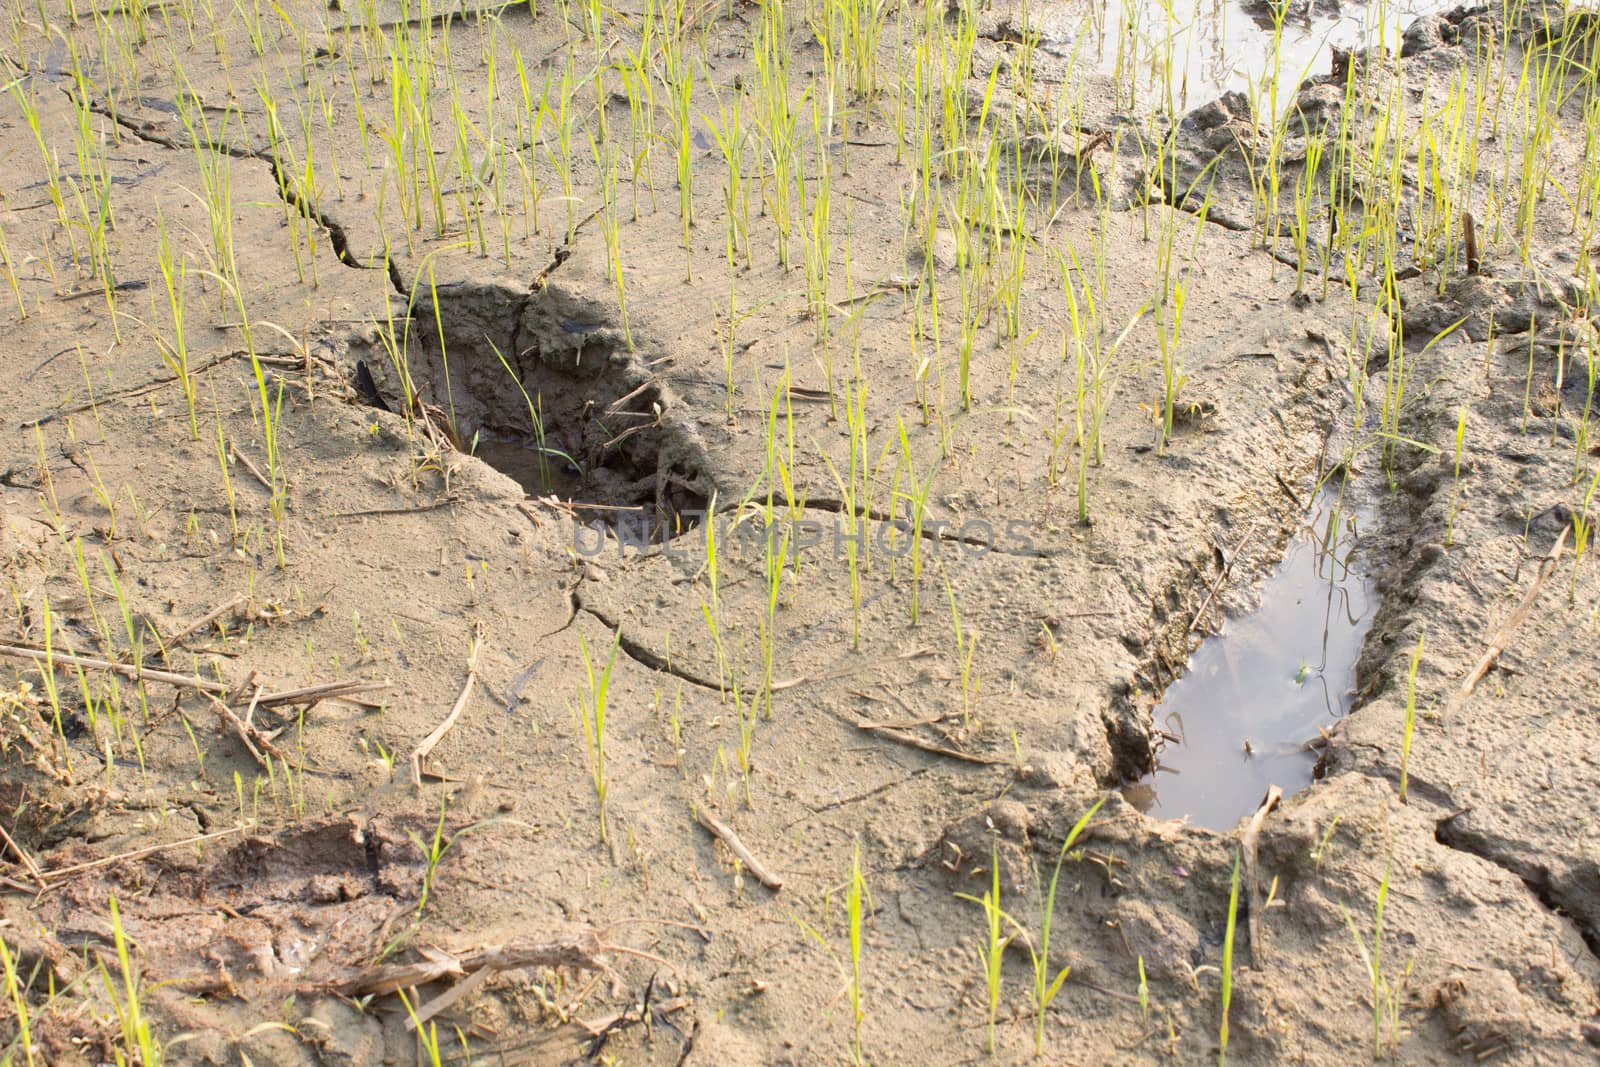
left=1, top=0, right=1598, bottom=1063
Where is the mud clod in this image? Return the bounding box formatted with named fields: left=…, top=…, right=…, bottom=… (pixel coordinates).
left=1113, top=898, right=1204, bottom=983
left=934, top=800, right=1034, bottom=895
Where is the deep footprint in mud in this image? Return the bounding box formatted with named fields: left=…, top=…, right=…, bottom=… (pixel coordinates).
left=349, top=277, right=712, bottom=541
left=1127, top=487, right=1377, bottom=829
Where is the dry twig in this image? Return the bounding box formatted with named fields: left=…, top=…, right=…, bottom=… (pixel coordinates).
left=694, top=805, right=783, bottom=890
left=1444, top=524, right=1570, bottom=720
left=1241, top=785, right=1283, bottom=967
left=169, top=595, right=251, bottom=644
left=1190, top=519, right=1261, bottom=633
left=252, top=678, right=390, bottom=710
left=206, top=687, right=287, bottom=768
left=39, top=827, right=245, bottom=884
left=227, top=440, right=273, bottom=491
left=0, top=644, right=387, bottom=710
left=0, top=643, right=228, bottom=693
left=410, top=622, right=486, bottom=784
left=0, top=821, right=45, bottom=889
left=859, top=722, right=1001, bottom=765
left=331, top=929, right=608, bottom=998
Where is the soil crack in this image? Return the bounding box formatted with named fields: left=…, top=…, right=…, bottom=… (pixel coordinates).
left=1435, top=813, right=1600, bottom=962
left=573, top=589, right=725, bottom=692
left=73, top=88, right=374, bottom=275
left=536, top=574, right=583, bottom=641
left=797, top=496, right=1065, bottom=558
left=259, top=154, right=367, bottom=270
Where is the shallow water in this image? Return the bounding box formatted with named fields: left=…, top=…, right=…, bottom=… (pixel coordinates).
left=1126, top=489, right=1376, bottom=829
left=1056, top=0, right=1456, bottom=110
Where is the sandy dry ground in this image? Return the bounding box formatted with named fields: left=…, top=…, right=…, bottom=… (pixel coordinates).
left=1, top=0, right=1598, bottom=1063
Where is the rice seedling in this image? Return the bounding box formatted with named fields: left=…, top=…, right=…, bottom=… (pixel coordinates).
left=1219, top=848, right=1240, bottom=1066
left=802, top=103, right=835, bottom=345
left=591, top=135, right=634, bottom=350
left=448, top=95, right=492, bottom=257
left=256, top=77, right=315, bottom=284
left=699, top=492, right=738, bottom=698
left=838, top=0, right=889, bottom=101
left=995, top=129, right=1032, bottom=350
left=1, top=931, right=36, bottom=1067
left=101, top=895, right=161, bottom=1066
left=894, top=418, right=936, bottom=623
left=954, top=245, right=986, bottom=414
left=792, top=840, right=875, bottom=1060
left=235, top=0, right=269, bottom=55
left=1510, top=42, right=1568, bottom=259
left=60, top=75, right=120, bottom=335
left=577, top=626, right=622, bottom=843
left=704, top=70, right=751, bottom=268
left=1446, top=406, right=1468, bottom=546
left=1153, top=248, right=1189, bottom=454
left=662, top=11, right=696, bottom=281
left=1571, top=465, right=1600, bottom=602
left=214, top=415, right=240, bottom=545
left=1573, top=322, right=1599, bottom=481
left=732, top=679, right=757, bottom=805
left=7, top=78, right=76, bottom=267
left=818, top=379, right=870, bottom=646
left=759, top=520, right=790, bottom=719
left=0, top=217, right=24, bottom=318
left=398, top=988, right=447, bottom=1067
left=945, top=577, right=979, bottom=727
left=955, top=851, right=1008, bottom=1055
left=1010, top=796, right=1107, bottom=1056
left=846, top=843, right=869, bottom=1064
left=1054, top=241, right=1147, bottom=521
left=754, top=0, right=801, bottom=270
left=68, top=429, right=119, bottom=540
left=1378, top=315, right=1464, bottom=479
left=407, top=794, right=505, bottom=918
left=233, top=326, right=288, bottom=567
left=35, top=597, right=67, bottom=765
left=509, top=59, right=552, bottom=235
left=1399, top=632, right=1423, bottom=803
left=487, top=339, right=556, bottom=493
left=151, top=209, right=198, bottom=439
left=1342, top=856, right=1414, bottom=1058
left=1290, top=131, right=1326, bottom=295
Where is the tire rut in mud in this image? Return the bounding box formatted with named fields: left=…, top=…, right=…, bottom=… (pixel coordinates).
left=1310, top=283, right=1600, bottom=967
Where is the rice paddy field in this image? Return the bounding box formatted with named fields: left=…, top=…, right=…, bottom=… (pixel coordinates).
left=1, top=0, right=1599, bottom=1061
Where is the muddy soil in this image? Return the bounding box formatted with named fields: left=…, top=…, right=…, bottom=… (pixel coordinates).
left=1, top=0, right=1598, bottom=1064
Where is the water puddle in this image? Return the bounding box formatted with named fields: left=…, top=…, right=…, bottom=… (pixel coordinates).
left=1038, top=0, right=1456, bottom=111
left=1125, top=489, right=1376, bottom=829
